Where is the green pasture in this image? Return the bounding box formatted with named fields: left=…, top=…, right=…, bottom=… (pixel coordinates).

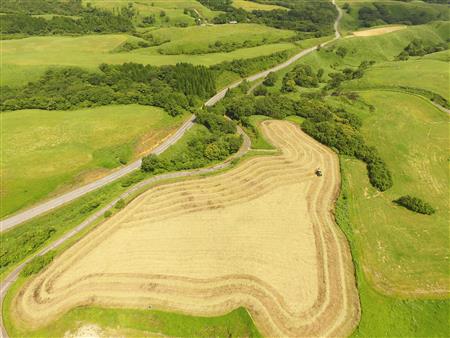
left=346, top=58, right=449, bottom=101
left=340, top=90, right=449, bottom=295
left=0, top=33, right=297, bottom=86
left=1, top=105, right=186, bottom=217
left=151, top=23, right=295, bottom=54
left=336, top=169, right=449, bottom=338
left=232, top=0, right=287, bottom=11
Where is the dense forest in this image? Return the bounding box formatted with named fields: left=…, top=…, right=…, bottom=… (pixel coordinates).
left=0, top=63, right=216, bottom=115
left=199, top=0, right=337, bottom=37
left=0, top=0, right=135, bottom=36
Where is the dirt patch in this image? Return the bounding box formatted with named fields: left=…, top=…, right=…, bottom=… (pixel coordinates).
left=13, top=121, right=360, bottom=337
left=353, top=25, right=406, bottom=37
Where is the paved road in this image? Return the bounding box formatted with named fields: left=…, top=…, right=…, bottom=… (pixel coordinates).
left=0, top=2, right=342, bottom=336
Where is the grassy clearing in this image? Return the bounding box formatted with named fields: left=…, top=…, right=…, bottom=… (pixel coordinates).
left=0, top=33, right=297, bottom=86
left=232, top=0, right=287, bottom=11
left=1, top=105, right=186, bottom=217
left=340, top=91, right=449, bottom=295
left=151, top=23, right=295, bottom=54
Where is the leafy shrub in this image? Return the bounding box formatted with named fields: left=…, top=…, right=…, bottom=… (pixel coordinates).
left=79, top=201, right=100, bottom=214
left=394, top=195, right=436, bottom=215
left=263, top=72, right=277, bottom=87
left=104, top=210, right=112, bottom=218
left=115, top=199, right=125, bottom=209
left=21, top=251, right=56, bottom=277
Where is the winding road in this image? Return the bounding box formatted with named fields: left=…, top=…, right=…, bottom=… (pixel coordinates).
left=0, top=1, right=342, bottom=336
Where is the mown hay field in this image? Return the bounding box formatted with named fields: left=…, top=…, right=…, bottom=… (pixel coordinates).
left=1, top=105, right=187, bottom=217
left=12, top=121, right=360, bottom=337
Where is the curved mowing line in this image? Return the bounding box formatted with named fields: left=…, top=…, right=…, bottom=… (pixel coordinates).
left=12, top=121, right=359, bottom=337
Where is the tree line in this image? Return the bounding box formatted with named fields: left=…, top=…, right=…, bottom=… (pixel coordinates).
left=0, top=62, right=216, bottom=115
left=209, top=81, right=393, bottom=192
left=0, top=0, right=135, bottom=36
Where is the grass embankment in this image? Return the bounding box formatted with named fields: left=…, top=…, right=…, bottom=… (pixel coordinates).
left=1, top=105, right=186, bottom=217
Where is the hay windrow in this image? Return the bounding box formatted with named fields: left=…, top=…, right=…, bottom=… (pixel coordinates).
left=13, top=121, right=360, bottom=337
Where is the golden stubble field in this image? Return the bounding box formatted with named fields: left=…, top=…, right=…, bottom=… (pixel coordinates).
left=13, top=121, right=360, bottom=337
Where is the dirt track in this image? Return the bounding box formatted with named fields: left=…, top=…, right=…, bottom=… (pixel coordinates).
left=13, top=121, right=359, bottom=337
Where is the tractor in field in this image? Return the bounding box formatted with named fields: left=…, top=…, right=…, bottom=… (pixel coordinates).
left=315, top=168, right=323, bottom=177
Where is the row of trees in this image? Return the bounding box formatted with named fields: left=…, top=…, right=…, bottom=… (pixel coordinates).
left=1, top=10, right=134, bottom=35
left=211, top=50, right=290, bottom=77
left=1, top=62, right=216, bottom=115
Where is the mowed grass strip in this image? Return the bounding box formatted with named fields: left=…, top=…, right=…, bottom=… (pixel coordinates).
left=0, top=33, right=297, bottom=86
left=232, top=0, right=287, bottom=11
left=343, top=90, right=449, bottom=295
left=1, top=104, right=186, bottom=217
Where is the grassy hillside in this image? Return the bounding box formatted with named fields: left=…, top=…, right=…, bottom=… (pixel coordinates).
left=338, top=91, right=449, bottom=295
left=0, top=33, right=298, bottom=87
left=346, top=58, right=449, bottom=100
left=1, top=105, right=187, bottom=217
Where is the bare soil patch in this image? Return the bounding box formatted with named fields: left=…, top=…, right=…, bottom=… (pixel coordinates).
left=12, top=121, right=359, bottom=337
left=353, top=25, right=406, bottom=37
